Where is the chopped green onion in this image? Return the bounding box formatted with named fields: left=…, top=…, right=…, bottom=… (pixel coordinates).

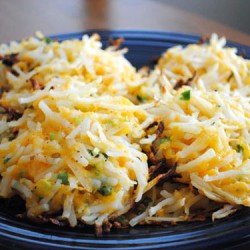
left=43, top=36, right=52, bottom=44
left=180, top=90, right=191, bottom=101
left=98, top=185, right=112, bottom=196
left=57, top=172, right=69, bottom=185
left=236, top=144, right=244, bottom=153
left=35, top=179, right=53, bottom=197
left=88, top=148, right=100, bottom=156
left=74, top=117, right=82, bottom=124
left=49, top=133, right=56, bottom=140
left=216, top=104, right=221, bottom=108
left=136, top=95, right=147, bottom=103
left=93, top=147, right=100, bottom=156
left=3, top=157, right=10, bottom=164
left=88, top=149, right=93, bottom=155
left=88, top=148, right=105, bottom=158
left=110, top=120, right=118, bottom=126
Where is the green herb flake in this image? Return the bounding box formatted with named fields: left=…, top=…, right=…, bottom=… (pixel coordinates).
left=136, top=95, right=147, bottom=103
left=57, top=172, right=69, bottom=185
left=43, top=36, right=52, bottom=44
left=3, top=157, right=11, bottom=164
left=228, top=72, right=234, bottom=81
left=49, top=133, right=56, bottom=140
left=8, top=134, right=16, bottom=141
left=180, top=90, right=191, bottom=101
left=102, top=152, right=109, bottom=159
left=95, top=169, right=100, bottom=175
left=142, top=196, right=152, bottom=206
left=159, top=136, right=170, bottom=143
left=88, top=149, right=93, bottom=156
left=27, top=105, right=34, bottom=109
left=98, top=185, right=113, bottom=196
left=236, top=144, right=244, bottom=153
left=216, top=104, right=221, bottom=108
left=19, top=171, right=26, bottom=179
left=238, top=177, right=243, bottom=182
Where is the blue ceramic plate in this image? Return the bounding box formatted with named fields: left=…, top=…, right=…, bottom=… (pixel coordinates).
left=0, top=30, right=250, bottom=250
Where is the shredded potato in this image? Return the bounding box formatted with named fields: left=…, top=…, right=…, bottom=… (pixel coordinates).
left=0, top=33, right=249, bottom=232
